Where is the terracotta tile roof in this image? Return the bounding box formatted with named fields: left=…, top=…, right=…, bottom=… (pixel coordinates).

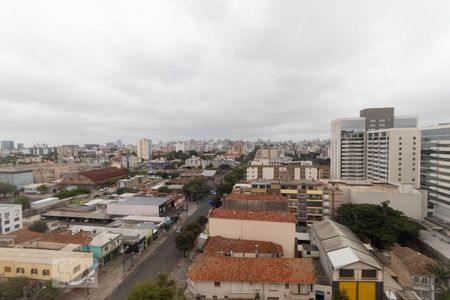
left=225, top=193, right=287, bottom=202
left=3, top=227, right=92, bottom=245
left=80, top=167, right=127, bottom=184
left=392, top=246, right=435, bottom=275
left=187, top=255, right=315, bottom=284
left=210, top=208, right=296, bottom=223
left=204, top=236, right=283, bottom=256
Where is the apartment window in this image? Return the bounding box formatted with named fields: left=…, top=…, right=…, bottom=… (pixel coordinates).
left=413, top=136, right=416, bottom=140
left=5, top=212, right=9, bottom=218
left=104, top=246, right=109, bottom=252
left=412, top=178, right=415, bottom=182
left=14, top=224, right=19, bottom=229
left=362, top=270, right=377, bottom=279
left=399, top=168, right=402, bottom=171
left=73, top=265, right=80, bottom=273
left=14, top=217, right=19, bottom=222
left=413, top=157, right=416, bottom=161
left=422, top=277, right=428, bottom=284
left=4, top=266, right=11, bottom=273
left=285, top=283, right=290, bottom=289
left=339, top=269, right=354, bottom=278
left=413, top=168, right=415, bottom=171
left=398, top=173, right=402, bottom=176
left=413, top=152, right=416, bottom=156
left=399, top=137, right=402, bottom=140
left=5, top=227, right=10, bottom=233
left=413, top=276, right=420, bottom=284
left=399, top=178, right=402, bottom=181
left=16, top=267, right=24, bottom=274
left=214, top=282, right=221, bottom=287
left=43, top=269, right=50, bottom=276
left=399, top=162, right=402, bottom=166
left=31, top=268, right=38, bottom=275
left=399, top=142, right=402, bottom=145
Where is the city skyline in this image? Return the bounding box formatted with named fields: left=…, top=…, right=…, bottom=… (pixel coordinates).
left=1, top=1, right=450, bottom=145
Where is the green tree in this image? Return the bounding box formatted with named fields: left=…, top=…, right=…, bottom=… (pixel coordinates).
left=335, top=289, right=350, bottom=300
left=0, top=182, right=17, bottom=196
left=438, top=291, right=450, bottom=300
left=195, top=216, right=208, bottom=226
left=14, top=195, right=31, bottom=210
left=36, top=184, right=49, bottom=193
left=157, top=186, right=170, bottom=193
left=175, top=231, right=196, bottom=257
left=29, top=220, right=48, bottom=233
left=128, top=273, right=187, bottom=300
left=0, top=277, right=28, bottom=300
left=335, top=201, right=421, bottom=249
left=185, top=222, right=202, bottom=236
left=182, top=177, right=210, bottom=200
left=54, top=187, right=91, bottom=199
left=427, top=262, right=450, bottom=293
left=209, top=194, right=222, bottom=208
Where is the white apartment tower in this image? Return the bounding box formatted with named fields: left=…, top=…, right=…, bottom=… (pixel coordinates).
left=331, top=118, right=366, bottom=180
left=421, top=124, right=450, bottom=222
left=136, top=139, right=152, bottom=161
left=331, top=107, right=419, bottom=184
left=367, top=128, right=421, bottom=188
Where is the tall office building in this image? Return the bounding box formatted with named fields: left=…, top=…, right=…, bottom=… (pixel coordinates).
left=1, top=140, right=15, bottom=151
left=421, top=124, right=450, bottom=221
left=367, top=128, right=420, bottom=188
left=136, top=139, right=152, bottom=161
left=331, top=107, right=418, bottom=183
left=331, top=118, right=366, bottom=180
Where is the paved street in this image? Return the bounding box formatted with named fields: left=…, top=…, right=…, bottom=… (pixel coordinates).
left=106, top=199, right=210, bottom=300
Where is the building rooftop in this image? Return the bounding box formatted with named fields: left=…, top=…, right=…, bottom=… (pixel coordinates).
left=3, top=226, right=93, bottom=245
left=0, top=204, right=21, bottom=209
left=224, top=194, right=287, bottom=202
left=187, top=255, right=315, bottom=284
left=203, top=236, right=283, bottom=256
left=79, top=167, right=127, bottom=184
left=201, top=170, right=217, bottom=177
left=90, top=232, right=121, bottom=246
left=391, top=246, right=434, bottom=275
left=113, top=196, right=170, bottom=206
left=0, top=247, right=90, bottom=264
left=311, top=219, right=382, bottom=270
left=210, top=208, right=296, bottom=223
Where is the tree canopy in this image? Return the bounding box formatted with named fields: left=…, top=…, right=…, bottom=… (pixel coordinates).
left=0, top=182, right=17, bottom=196
left=182, top=177, right=210, bottom=200
left=128, top=273, right=187, bottom=300
left=14, top=196, right=31, bottom=210
left=117, top=187, right=138, bottom=195
left=335, top=201, right=421, bottom=249
left=29, top=220, right=48, bottom=233
left=54, top=187, right=90, bottom=199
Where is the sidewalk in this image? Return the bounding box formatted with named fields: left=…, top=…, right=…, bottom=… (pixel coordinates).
left=64, top=201, right=200, bottom=300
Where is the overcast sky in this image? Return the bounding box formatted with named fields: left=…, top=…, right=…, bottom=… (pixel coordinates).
left=1, top=1, right=450, bottom=146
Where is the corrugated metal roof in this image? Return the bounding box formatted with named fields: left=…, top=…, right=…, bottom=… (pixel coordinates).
left=311, top=219, right=382, bottom=270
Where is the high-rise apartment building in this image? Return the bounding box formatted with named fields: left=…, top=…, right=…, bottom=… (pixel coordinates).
left=367, top=128, right=421, bottom=188
left=331, top=118, right=366, bottom=180
left=421, top=124, right=450, bottom=222
left=331, top=107, right=418, bottom=183
left=136, top=139, right=152, bottom=161
left=1, top=140, right=15, bottom=151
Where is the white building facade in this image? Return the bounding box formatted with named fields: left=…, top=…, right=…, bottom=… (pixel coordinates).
left=0, top=204, right=23, bottom=234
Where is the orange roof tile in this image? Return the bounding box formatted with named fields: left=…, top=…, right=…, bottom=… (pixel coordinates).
left=225, top=194, right=287, bottom=202
left=210, top=208, right=296, bottom=223
left=79, top=167, right=127, bottom=184
left=204, top=236, right=283, bottom=256
left=3, top=227, right=92, bottom=245
left=187, top=255, right=315, bottom=284
left=392, top=246, right=435, bottom=275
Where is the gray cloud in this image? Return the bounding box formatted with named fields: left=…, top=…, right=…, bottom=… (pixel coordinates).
left=1, top=0, right=450, bottom=146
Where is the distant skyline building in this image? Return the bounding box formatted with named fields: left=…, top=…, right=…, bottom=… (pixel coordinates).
left=421, top=123, right=450, bottom=222
left=1, top=140, right=15, bottom=151
left=136, top=139, right=152, bottom=161
left=331, top=107, right=419, bottom=182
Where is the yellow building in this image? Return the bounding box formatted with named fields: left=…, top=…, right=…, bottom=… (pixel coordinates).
left=310, top=220, right=384, bottom=300
left=0, top=246, right=94, bottom=285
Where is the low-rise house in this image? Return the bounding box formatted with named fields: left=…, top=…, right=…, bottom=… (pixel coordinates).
left=203, top=236, right=283, bottom=258
left=390, top=246, right=436, bottom=300
left=310, top=219, right=384, bottom=300
left=81, top=232, right=122, bottom=266
left=187, top=255, right=315, bottom=300
left=208, top=208, right=296, bottom=258
left=0, top=247, right=93, bottom=285
left=0, top=204, right=22, bottom=234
